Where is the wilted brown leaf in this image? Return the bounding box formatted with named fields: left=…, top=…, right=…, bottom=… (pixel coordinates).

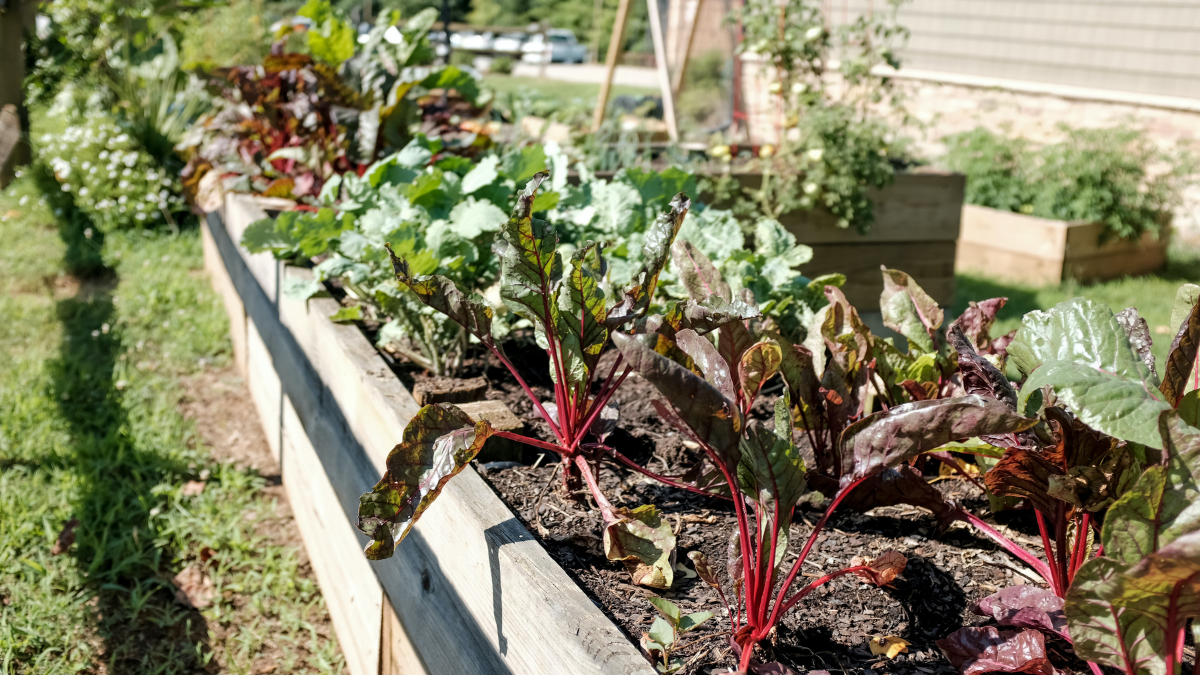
left=851, top=550, right=907, bottom=586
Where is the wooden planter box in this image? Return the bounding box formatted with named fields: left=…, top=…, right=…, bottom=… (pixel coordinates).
left=201, top=193, right=655, bottom=675
left=956, top=204, right=1170, bottom=285
left=708, top=171, right=965, bottom=312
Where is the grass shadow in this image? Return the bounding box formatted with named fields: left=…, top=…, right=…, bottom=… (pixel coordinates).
left=40, top=181, right=214, bottom=673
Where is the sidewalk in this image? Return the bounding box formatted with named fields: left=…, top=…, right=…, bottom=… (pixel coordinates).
left=511, top=62, right=659, bottom=89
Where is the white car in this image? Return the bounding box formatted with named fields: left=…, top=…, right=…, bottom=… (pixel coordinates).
left=457, top=31, right=494, bottom=51
left=521, top=29, right=588, bottom=63
left=492, top=32, right=527, bottom=54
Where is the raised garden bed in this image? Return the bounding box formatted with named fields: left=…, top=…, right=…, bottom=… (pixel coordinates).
left=712, top=171, right=965, bottom=312
left=956, top=204, right=1170, bottom=285
left=202, top=193, right=655, bottom=675
left=201, top=193, right=1102, bottom=675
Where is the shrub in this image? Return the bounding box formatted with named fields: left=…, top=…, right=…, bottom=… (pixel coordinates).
left=38, top=113, right=189, bottom=231
left=490, top=55, right=514, bottom=75
left=943, top=125, right=1196, bottom=241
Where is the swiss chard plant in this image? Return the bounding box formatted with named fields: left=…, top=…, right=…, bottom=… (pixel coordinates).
left=936, top=284, right=1200, bottom=675
left=357, top=173, right=708, bottom=588
left=612, top=254, right=1036, bottom=670
left=177, top=4, right=488, bottom=208
left=640, top=597, right=713, bottom=674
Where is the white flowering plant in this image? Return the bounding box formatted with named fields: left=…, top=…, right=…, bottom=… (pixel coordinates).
left=39, top=113, right=189, bottom=231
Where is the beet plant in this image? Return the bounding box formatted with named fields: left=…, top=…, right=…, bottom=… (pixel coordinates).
left=356, top=173, right=731, bottom=588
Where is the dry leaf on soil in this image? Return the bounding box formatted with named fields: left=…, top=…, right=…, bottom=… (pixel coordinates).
left=868, top=635, right=910, bottom=659
left=173, top=565, right=215, bottom=608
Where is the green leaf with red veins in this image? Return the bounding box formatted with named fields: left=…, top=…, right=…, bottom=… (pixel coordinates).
left=1105, top=411, right=1200, bottom=565
left=357, top=404, right=495, bottom=560
left=1160, top=285, right=1200, bottom=406
left=671, top=239, right=731, bottom=302
left=557, top=241, right=608, bottom=386
left=738, top=341, right=782, bottom=402
left=675, top=329, right=735, bottom=401
left=736, top=399, right=806, bottom=566
left=612, top=332, right=743, bottom=465
left=838, top=395, right=1036, bottom=490
left=609, top=193, right=691, bottom=327
left=494, top=172, right=562, bottom=330
left=1066, top=557, right=1168, bottom=675
left=880, top=267, right=942, bottom=354
left=387, top=247, right=495, bottom=346
left=660, top=297, right=760, bottom=339
left=604, top=504, right=677, bottom=589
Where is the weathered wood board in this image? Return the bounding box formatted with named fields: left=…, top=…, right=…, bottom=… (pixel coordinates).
left=956, top=204, right=1169, bottom=285
left=202, top=195, right=656, bottom=675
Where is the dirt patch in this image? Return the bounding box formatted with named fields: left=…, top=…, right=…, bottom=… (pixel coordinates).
left=177, top=366, right=338, bottom=671
left=470, top=344, right=1090, bottom=675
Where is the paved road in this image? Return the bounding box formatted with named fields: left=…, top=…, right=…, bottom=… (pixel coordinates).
left=511, top=62, right=659, bottom=89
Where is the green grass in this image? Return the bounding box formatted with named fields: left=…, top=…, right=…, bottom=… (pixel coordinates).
left=0, top=157, right=344, bottom=669
left=482, top=74, right=658, bottom=103
left=953, top=242, right=1200, bottom=368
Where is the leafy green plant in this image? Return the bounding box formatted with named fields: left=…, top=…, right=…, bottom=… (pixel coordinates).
left=943, top=126, right=1196, bottom=241
left=639, top=597, right=712, bottom=673
left=711, top=0, right=911, bottom=233
left=612, top=253, right=1035, bottom=670
left=242, top=137, right=543, bottom=375
left=936, top=284, right=1200, bottom=675
left=360, top=173, right=696, bottom=589
left=39, top=113, right=190, bottom=231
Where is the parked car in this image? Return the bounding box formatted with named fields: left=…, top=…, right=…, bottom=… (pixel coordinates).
left=492, top=32, right=527, bottom=54
left=456, top=31, right=494, bottom=51
left=521, top=29, right=587, bottom=63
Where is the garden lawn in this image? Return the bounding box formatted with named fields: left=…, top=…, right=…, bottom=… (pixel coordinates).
left=954, top=240, right=1200, bottom=369
left=0, top=170, right=345, bottom=673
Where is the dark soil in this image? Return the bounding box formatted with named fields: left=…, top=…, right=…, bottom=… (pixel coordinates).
left=467, top=344, right=1091, bottom=675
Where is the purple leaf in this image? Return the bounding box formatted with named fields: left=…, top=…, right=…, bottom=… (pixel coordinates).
left=937, top=626, right=1062, bottom=675
left=972, top=585, right=1070, bottom=640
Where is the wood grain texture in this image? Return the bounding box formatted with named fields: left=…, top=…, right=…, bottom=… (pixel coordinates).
left=201, top=220, right=249, bottom=376
left=803, top=241, right=958, bottom=310
left=246, top=319, right=283, bottom=464
left=207, top=197, right=655, bottom=675
left=956, top=204, right=1169, bottom=283
left=282, top=396, right=384, bottom=675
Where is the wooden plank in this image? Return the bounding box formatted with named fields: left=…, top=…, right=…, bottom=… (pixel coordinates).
left=592, top=0, right=634, bottom=132
left=382, top=592, right=427, bottom=675
left=246, top=318, right=283, bottom=464
left=220, top=194, right=295, bottom=306
left=201, top=219, right=248, bottom=376
left=959, top=205, right=1069, bottom=259
left=803, top=241, right=958, bottom=310
left=1065, top=242, right=1169, bottom=282
left=281, top=396, right=384, bottom=675
left=644, top=0, right=679, bottom=142
left=717, top=172, right=965, bottom=244
left=274, top=269, right=653, bottom=675
left=207, top=201, right=654, bottom=675
left=1064, top=222, right=1171, bottom=259
left=955, top=240, right=1064, bottom=285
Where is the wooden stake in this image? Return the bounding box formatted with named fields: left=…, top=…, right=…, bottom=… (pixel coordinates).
left=670, top=0, right=705, bottom=97
left=645, top=0, right=679, bottom=141
left=592, top=0, right=634, bottom=133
